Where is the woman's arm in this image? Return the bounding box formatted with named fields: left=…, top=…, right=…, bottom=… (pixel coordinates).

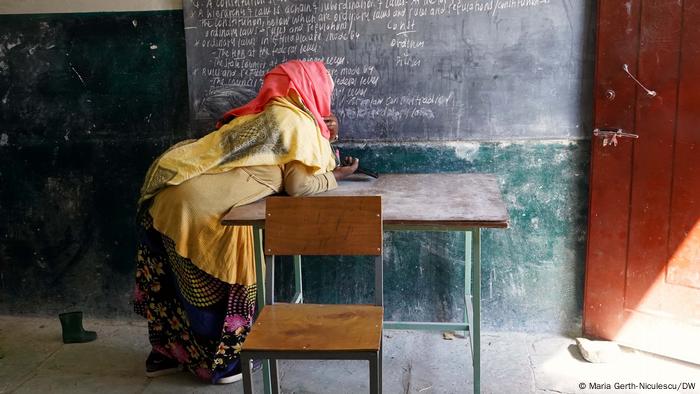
left=283, top=161, right=336, bottom=197
left=283, top=158, right=359, bottom=197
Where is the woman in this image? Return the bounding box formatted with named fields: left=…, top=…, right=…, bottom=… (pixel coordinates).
left=133, top=60, right=358, bottom=384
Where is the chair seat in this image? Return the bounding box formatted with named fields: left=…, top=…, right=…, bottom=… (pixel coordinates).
left=243, top=304, right=383, bottom=353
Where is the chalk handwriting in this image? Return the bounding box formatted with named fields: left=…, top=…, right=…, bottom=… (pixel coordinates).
left=184, top=0, right=552, bottom=130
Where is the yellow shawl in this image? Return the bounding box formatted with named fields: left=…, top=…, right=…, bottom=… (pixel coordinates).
left=139, top=97, right=336, bottom=204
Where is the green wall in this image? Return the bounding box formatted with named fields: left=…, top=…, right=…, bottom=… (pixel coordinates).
left=280, top=141, right=589, bottom=333
left=0, top=10, right=590, bottom=334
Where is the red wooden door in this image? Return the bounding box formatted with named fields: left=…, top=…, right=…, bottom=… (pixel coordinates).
left=584, top=0, right=700, bottom=364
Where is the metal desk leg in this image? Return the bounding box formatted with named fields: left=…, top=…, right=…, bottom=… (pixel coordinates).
left=464, top=230, right=472, bottom=338
left=253, top=226, right=266, bottom=315
left=471, top=229, right=481, bottom=393
left=293, top=255, right=303, bottom=303
left=252, top=226, right=272, bottom=394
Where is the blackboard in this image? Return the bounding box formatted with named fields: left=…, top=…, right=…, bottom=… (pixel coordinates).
left=183, top=0, right=594, bottom=141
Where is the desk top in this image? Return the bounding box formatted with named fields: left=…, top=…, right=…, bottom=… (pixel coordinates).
left=222, top=173, right=509, bottom=229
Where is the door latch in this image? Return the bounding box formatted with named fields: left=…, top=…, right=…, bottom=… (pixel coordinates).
left=593, top=128, right=639, bottom=147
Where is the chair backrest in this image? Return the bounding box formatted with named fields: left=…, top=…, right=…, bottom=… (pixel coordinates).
left=264, top=196, right=382, bottom=256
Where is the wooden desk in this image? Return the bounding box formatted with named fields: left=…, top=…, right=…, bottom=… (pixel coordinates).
left=223, top=173, right=508, bottom=229
left=222, top=173, right=509, bottom=393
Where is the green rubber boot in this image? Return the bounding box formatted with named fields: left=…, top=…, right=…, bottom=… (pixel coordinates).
left=59, top=311, right=97, bottom=344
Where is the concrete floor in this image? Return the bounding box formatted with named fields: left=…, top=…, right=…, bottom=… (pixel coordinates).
left=1, top=315, right=699, bottom=393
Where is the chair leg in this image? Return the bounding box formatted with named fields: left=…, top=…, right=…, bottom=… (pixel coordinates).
left=369, top=352, right=381, bottom=394
left=379, top=340, right=383, bottom=393
left=269, top=358, right=280, bottom=394
left=241, top=354, right=253, bottom=394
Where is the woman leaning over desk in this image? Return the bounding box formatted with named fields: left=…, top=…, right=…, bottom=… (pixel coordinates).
left=133, top=60, right=359, bottom=384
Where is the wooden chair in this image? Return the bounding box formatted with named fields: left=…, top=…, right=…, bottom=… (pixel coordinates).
left=240, top=195, right=384, bottom=394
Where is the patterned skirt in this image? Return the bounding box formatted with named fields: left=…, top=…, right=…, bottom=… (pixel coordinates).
left=133, top=209, right=256, bottom=383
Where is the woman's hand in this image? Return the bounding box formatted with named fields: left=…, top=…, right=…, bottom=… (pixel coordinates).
left=333, top=156, right=359, bottom=180
left=323, top=114, right=339, bottom=142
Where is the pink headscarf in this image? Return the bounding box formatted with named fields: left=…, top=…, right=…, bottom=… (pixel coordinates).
left=216, top=60, right=334, bottom=139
